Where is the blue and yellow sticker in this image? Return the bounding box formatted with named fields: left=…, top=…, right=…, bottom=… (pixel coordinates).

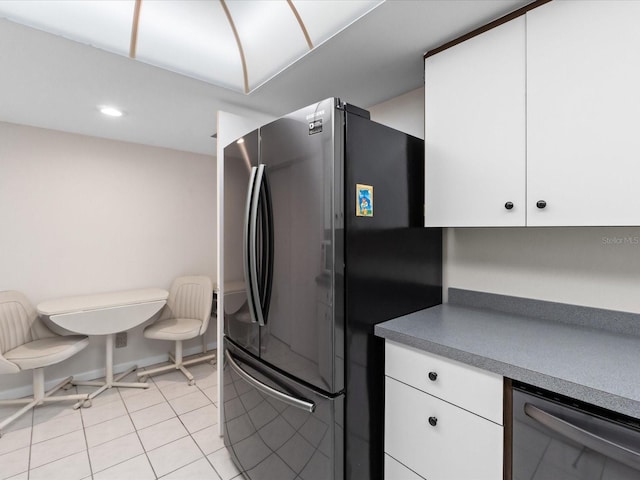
left=356, top=184, right=373, bottom=217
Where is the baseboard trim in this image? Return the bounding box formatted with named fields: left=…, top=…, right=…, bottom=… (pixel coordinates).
left=0, top=341, right=217, bottom=400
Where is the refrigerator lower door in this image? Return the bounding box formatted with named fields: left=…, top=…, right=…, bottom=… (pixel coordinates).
left=224, top=339, right=344, bottom=480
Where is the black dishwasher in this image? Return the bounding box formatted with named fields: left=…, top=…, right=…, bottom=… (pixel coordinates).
left=511, top=382, right=640, bottom=480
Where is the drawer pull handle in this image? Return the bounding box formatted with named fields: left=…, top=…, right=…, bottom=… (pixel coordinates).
left=428, top=371, right=438, bottom=381
left=428, top=416, right=438, bottom=427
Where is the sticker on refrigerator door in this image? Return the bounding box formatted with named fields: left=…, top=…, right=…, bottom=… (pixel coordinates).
left=356, top=184, right=373, bottom=217
left=308, top=119, right=322, bottom=135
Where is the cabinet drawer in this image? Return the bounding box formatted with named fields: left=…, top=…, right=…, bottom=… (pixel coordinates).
left=385, top=377, right=503, bottom=480
left=385, top=340, right=503, bottom=424
left=385, top=454, right=424, bottom=480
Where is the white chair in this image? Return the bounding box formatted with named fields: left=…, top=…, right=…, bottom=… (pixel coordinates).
left=0, top=290, right=90, bottom=436
left=137, top=276, right=215, bottom=385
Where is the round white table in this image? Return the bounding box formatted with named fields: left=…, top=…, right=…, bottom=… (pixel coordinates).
left=37, top=288, right=168, bottom=408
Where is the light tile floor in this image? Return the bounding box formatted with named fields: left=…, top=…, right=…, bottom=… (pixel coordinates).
left=0, top=354, right=243, bottom=480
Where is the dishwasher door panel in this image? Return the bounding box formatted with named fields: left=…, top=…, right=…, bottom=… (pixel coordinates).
left=512, top=387, right=640, bottom=480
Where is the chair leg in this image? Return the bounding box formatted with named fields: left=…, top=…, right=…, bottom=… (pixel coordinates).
left=42, top=375, right=91, bottom=407
left=175, top=340, right=183, bottom=366
left=174, top=341, right=195, bottom=385
left=137, top=340, right=208, bottom=386
left=44, top=375, right=73, bottom=399
left=0, top=399, right=38, bottom=437
left=178, top=365, right=194, bottom=384
left=182, top=352, right=217, bottom=368
left=39, top=372, right=89, bottom=407
left=136, top=340, right=184, bottom=380
left=0, top=369, right=90, bottom=437
left=33, top=368, right=45, bottom=403
left=0, top=398, right=33, bottom=406
left=182, top=333, right=217, bottom=368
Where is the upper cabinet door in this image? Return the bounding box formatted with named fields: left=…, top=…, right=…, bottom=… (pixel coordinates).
left=425, top=17, right=526, bottom=227
left=527, top=1, right=640, bottom=226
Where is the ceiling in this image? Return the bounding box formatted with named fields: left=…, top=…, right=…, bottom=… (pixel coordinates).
left=0, top=0, right=528, bottom=156
left=0, top=0, right=384, bottom=94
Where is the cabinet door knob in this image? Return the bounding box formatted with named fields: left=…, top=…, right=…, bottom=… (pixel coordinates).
left=428, top=416, right=438, bottom=427
left=504, top=202, right=514, bottom=210
left=428, top=371, right=438, bottom=381
left=536, top=200, right=547, bottom=209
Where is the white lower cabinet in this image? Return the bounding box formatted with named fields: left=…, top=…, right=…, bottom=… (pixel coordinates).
left=384, top=341, right=504, bottom=480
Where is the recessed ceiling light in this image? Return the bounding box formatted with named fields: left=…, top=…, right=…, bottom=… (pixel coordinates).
left=99, top=106, right=124, bottom=117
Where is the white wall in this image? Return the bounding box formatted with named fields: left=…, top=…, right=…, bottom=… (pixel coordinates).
left=445, top=227, right=640, bottom=313
left=368, top=87, right=425, bottom=140
left=0, top=122, right=217, bottom=395
left=369, top=90, right=640, bottom=314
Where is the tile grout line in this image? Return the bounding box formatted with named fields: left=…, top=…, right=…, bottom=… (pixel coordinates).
left=135, top=365, right=217, bottom=474
left=125, top=366, right=160, bottom=480
left=20, top=361, right=220, bottom=480
left=189, top=380, right=223, bottom=480
left=77, top=385, right=94, bottom=480
left=191, top=365, right=226, bottom=480
left=149, top=362, right=224, bottom=479
left=76, top=370, right=158, bottom=478
left=78, top=368, right=172, bottom=478
left=154, top=369, right=211, bottom=479
left=27, top=397, right=89, bottom=478
left=27, top=406, right=34, bottom=480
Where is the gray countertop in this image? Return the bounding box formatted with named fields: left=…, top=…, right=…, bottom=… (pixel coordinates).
left=374, top=289, right=640, bottom=419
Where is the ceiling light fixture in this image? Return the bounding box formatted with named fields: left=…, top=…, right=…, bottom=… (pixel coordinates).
left=99, top=106, right=124, bottom=117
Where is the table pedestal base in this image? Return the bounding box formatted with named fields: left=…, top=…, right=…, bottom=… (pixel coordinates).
left=73, top=333, right=149, bottom=409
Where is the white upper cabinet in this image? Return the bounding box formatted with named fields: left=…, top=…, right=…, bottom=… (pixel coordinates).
left=425, top=17, right=526, bottom=227
left=426, top=1, right=640, bottom=227
left=527, top=1, right=640, bottom=226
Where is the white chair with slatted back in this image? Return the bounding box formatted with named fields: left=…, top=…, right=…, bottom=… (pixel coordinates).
left=137, top=276, right=215, bottom=385
left=0, top=290, right=90, bottom=436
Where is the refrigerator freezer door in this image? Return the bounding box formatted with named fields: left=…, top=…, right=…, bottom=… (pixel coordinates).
left=344, top=112, right=442, bottom=479
left=224, top=339, right=344, bottom=480
left=257, top=98, right=342, bottom=394
left=224, top=129, right=261, bottom=356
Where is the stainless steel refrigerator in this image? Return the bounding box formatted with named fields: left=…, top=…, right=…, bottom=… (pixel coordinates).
left=222, top=98, right=442, bottom=480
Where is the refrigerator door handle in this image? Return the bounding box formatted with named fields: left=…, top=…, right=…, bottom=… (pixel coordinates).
left=260, top=167, right=274, bottom=324
left=243, top=166, right=260, bottom=325
left=249, top=164, right=266, bottom=326
left=225, top=350, right=316, bottom=413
